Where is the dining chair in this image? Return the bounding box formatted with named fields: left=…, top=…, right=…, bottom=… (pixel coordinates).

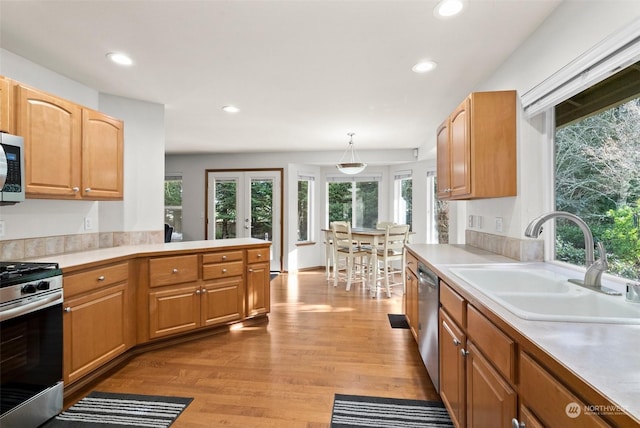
left=376, top=221, right=397, bottom=230
left=324, top=228, right=334, bottom=280
left=331, top=221, right=370, bottom=291
left=372, top=224, right=410, bottom=297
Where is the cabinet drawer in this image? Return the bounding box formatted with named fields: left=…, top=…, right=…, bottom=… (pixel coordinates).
left=247, top=247, right=269, bottom=264
left=520, top=352, right=612, bottom=428
left=149, top=254, right=198, bottom=287
left=202, top=261, right=244, bottom=280
left=440, top=280, right=466, bottom=328
left=64, top=262, right=128, bottom=298
left=202, top=250, right=243, bottom=264
left=467, top=305, right=515, bottom=383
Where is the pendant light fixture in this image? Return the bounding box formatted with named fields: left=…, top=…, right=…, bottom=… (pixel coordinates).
left=336, top=132, right=367, bottom=175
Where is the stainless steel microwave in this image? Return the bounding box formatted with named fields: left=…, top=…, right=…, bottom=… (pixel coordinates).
left=0, top=132, right=25, bottom=205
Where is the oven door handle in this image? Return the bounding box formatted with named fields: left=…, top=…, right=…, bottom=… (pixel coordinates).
left=0, top=291, right=63, bottom=322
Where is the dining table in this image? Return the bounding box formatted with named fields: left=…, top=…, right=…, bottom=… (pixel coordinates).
left=323, top=227, right=404, bottom=297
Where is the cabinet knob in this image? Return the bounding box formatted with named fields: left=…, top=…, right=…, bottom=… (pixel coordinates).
left=511, top=419, right=525, bottom=428
left=172, top=268, right=178, bottom=273
left=257, top=253, right=262, bottom=258
left=85, top=187, right=91, bottom=193
left=222, top=268, right=227, bottom=273
left=407, top=274, right=413, bottom=280
left=460, top=349, right=469, bottom=357
left=196, top=289, right=201, bottom=295
left=453, top=338, right=461, bottom=346
left=248, top=268, right=254, bottom=272
left=97, top=275, right=105, bottom=281
left=72, top=187, right=79, bottom=192
left=222, top=255, right=227, bottom=260
left=64, top=307, right=71, bottom=313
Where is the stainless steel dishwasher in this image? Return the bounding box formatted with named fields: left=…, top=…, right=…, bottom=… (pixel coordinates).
left=417, top=261, right=440, bottom=392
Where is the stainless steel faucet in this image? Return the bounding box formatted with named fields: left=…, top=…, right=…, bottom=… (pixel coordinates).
left=524, top=211, right=620, bottom=295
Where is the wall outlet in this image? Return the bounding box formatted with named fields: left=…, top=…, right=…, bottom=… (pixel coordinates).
left=84, top=217, right=93, bottom=230
left=468, top=215, right=474, bottom=227
left=0, top=220, right=5, bottom=237
left=476, top=216, right=483, bottom=229
left=495, top=217, right=504, bottom=233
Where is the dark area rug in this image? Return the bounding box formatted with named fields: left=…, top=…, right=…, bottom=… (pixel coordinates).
left=270, top=272, right=279, bottom=281
left=387, top=313, right=410, bottom=329
left=40, top=391, right=192, bottom=428
left=331, top=394, right=454, bottom=428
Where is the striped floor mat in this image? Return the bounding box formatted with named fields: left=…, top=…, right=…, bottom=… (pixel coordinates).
left=41, top=391, right=193, bottom=428
left=331, top=394, right=454, bottom=428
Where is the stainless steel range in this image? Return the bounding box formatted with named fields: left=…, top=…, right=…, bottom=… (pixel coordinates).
left=0, top=261, right=64, bottom=428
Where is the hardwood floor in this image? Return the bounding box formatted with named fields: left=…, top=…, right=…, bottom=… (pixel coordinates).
left=70, top=270, right=439, bottom=427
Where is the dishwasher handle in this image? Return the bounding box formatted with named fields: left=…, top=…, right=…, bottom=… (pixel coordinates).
left=417, top=263, right=438, bottom=289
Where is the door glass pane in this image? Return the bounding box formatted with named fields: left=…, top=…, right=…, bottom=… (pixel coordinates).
left=215, top=179, right=237, bottom=239
left=328, top=182, right=353, bottom=225
left=356, top=181, right=378, bottom=228
left=251, top=179, right=273, bottom=241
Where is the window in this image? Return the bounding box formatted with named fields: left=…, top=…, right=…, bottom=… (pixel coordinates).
left=164, top=175, right=183, bottom=240
left=393, top=170, right=412, bottom=229
left=553, top=62, right=640, bottom=281
left=426, top=171, right=449, bottom=244
left=327, top=175, right=380, bottom=228
left=297, top=174, right=314, bottom=242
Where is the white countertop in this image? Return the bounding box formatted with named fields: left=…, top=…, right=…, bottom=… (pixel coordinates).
left=406, top=243, right=640, bottom=424
left=29, top=238, right=268, bottom=270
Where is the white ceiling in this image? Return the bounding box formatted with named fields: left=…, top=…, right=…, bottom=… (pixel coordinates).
left=0, top=1, right=561, bottom=155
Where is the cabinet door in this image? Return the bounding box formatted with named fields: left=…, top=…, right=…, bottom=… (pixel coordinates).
left=405, top=269, right=418, bottom=339
left=82, top=108, right=124, bottom=199
left=16, top=84, right=82, bottom=198
left=149, top=285, right=201, bottom=339
left=63, top=284, right=128, bottom=384
left=466, top=341, right=516, bottom=428
left=450, top=97, right=471, bottom=198
left=439, top=309, right=466, bottom=428
left=246, top=261, right=270, bottom=317
left=0, top=76, right=14, bottom=133
left=201, top=277, right=244, bottom=326
left=518, top=405, right=545, bottom=428
left=436, top=119, right=451, bottom=199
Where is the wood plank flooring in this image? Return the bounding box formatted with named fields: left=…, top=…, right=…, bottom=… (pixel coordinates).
left=69, top=270, right=439, bottom=427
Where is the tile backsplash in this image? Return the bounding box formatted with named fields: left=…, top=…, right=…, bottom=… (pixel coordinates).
left=466, top=229, right=544, bottom=262
left=0, top=230, right=164, bottom=260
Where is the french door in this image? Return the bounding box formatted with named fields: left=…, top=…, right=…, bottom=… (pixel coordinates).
left=206, top=170, right=282, bottom=272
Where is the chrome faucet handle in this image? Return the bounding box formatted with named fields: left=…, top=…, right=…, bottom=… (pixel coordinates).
left=583, top=241, right=608, bottom=288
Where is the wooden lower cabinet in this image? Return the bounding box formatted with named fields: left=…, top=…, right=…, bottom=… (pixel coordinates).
left=148, top=284, right=201, bottom=339
left=201, top=277, right=244, bottom=326
left=247, top=261, right=270, bottom=316
left=466, top=341, right=516, bottom=428
left=439, top=309, right=466, bottom=428
left=63, top=282, right=131, bottom=385
left=405, top=267, right=419, bottom=338
left=517, top=405, right=544, bottom=428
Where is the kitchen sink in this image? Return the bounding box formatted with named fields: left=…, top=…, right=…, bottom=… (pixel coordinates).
left=448, top=264, right=640, bottom=324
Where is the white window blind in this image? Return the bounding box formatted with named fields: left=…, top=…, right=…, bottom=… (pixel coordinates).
left=394, top=170, right=412, bottom=180
left=297, top=173, right=316, bottom=181
left=522, top=18, right=640, bottom=117
left=326, top=173, right=382, bottom=183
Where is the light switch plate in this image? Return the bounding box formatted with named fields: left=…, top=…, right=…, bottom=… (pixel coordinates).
left=84, top=217, right=92, bottom=230
left=495, top=217, right=503, bottom=233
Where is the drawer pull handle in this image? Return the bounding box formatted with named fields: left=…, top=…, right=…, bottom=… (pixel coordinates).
left=248, top=269, right=254, bottom=272
left=85, top=187, right=91, bottom=193
left=460, top=349, right=469, bottom=357
left=453, top=338, right=461, bottom=346
left=196, top=289, right=201, bottom=295
left=257, top=253, right=262, bottom=258
left=222, top=255, right=227, bottom=260
left=172, top=268, right=178, bottom=273
left=97, top=275, right=105, bottom=281
left=222, top=268, right=227, bottom=273
left=72, top=187, right=79, bottom=192
left=64, top=307, right=71, bottom=313
left=511, top=419, right=525, bottom=428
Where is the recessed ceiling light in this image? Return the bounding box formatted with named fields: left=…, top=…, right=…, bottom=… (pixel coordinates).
left=222, top=105, right=240, bottom=113
left=412, top=60, right=438, bottom=73
left=434, top=0, right=466, bottom=18
left=106, top=52, right=133, bottom=66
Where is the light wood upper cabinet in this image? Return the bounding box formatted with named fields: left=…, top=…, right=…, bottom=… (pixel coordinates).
left=82, top=108, right=124, bottom=199
left=16, top=84, right=83, bottom=198
left=14, top=83, right=123, bottom=200
left=0, top=76, right=15, bottom=133
left=437, top=90, right=517, bottom=200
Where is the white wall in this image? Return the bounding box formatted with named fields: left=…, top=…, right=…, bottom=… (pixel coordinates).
left=0, top=49, right=165, bottom=239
